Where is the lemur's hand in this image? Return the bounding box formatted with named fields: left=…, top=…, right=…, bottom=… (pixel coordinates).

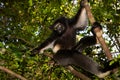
left=91, top=22, right=102, bottom=37
left=30, top=48, right=40, bottom=56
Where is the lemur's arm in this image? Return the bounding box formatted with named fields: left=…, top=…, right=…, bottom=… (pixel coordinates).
left=70, top=0, right=88, bottom=30
left=31, top=32, right=59, bottom=55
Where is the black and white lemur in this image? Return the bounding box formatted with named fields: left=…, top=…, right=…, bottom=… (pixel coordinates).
left=31, top=0, right=119, bottom=78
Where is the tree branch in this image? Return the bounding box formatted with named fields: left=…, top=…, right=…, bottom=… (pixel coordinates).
left=84, top=0, right=113, bottom=60
left=0, top=66, right=27, bottom=80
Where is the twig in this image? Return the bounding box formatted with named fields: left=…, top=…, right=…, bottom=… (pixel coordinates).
left=43, top=52, right=53, bottom=58
left=0, top=66, right=27, bottom=80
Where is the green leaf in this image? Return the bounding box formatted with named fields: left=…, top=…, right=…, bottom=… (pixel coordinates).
left=29, top=0, right=33, bottom=6
left=0, top=42, right=4, bottom=47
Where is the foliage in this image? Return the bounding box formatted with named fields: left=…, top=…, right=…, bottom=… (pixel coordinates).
left=0, top=0, right=120, bottom=79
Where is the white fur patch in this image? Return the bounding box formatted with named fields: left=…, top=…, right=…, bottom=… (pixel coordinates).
left=75, top=8, right=88, bottom=29
left=97, top=71, right=111, bottom=78
left=40, top=41, right=55, bottom=53
left=53, top=44, right=61, bottom=53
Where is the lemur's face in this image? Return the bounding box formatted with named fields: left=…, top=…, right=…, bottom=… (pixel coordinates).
left=53, top=23, right=65, bottom=34
left=49, top=17, right=67, bottom=35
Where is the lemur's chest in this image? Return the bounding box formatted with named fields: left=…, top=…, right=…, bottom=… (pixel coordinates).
left=62, top=27, right=76, bottom=39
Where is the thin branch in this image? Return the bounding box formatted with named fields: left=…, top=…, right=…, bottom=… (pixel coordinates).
left=67, top=66, right=91, bottom=80
left=0, top=66, right=27, bottom=80
left=43, top=53, right=53, bottom=58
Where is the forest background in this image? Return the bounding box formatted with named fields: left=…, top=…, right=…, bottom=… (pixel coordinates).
left=0, top=0, right=120, bottom=80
